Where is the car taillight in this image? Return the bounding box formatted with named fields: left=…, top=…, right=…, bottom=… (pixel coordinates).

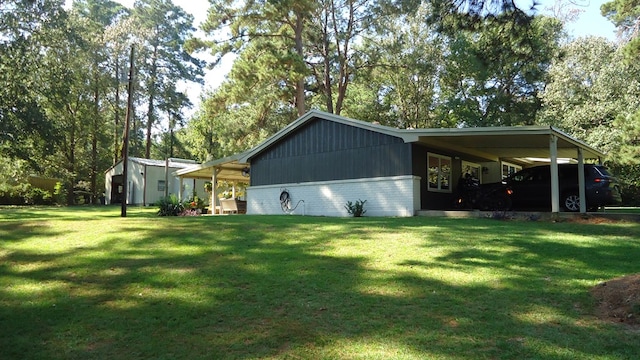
left=593, top=178, right=604, bottom=183
left=506, top=188, right=513, bottom=195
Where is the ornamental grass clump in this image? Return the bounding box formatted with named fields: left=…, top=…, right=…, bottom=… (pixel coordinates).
left=156, top=194, right=184, bottom=216
left=345, top=199, right=367, bottom=217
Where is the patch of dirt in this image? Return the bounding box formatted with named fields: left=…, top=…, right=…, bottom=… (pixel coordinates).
left=590, top=274, right=640, bottom=326
left=566, top=215, right=620, bottom=224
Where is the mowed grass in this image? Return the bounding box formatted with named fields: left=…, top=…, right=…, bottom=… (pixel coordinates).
left=1, top=206, right=639, bottom=359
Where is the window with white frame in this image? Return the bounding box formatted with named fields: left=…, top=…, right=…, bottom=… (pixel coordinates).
left=157, top=180, right=166, bottom=192
left=462, top=161, right=481, bottom=182
left=502, top=162, right=522, bottom=179
left=428, top=153, right=452, bottom=192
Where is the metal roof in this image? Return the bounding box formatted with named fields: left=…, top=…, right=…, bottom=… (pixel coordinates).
left=177, top=110, right=605, bottom=181
left=174, top=151, right=251, bottom=182
left=104, top=157, right=199, bottom=174
left=238, top=110, right=605, bottom=164
left=129, top=157, right=198, bottom=169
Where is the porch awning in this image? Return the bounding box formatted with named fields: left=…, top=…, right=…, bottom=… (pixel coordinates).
left=174, top=151, right=250, bottom=182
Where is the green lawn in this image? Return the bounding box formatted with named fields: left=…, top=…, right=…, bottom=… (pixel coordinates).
left=1, top=206, right=639, bottom=359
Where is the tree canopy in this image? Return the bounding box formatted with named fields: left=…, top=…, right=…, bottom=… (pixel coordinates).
left=0, top=0, right=203, bottom=204
left=3, top=0, right=640, bottom=205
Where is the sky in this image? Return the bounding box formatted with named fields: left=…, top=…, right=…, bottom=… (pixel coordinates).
left=64, top=0, right=619, bottom=117
left=535, top=0, right=617, bottom=40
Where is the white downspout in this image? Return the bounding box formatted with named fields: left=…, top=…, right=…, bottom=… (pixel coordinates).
left=142, top=164, right=147, bottom=206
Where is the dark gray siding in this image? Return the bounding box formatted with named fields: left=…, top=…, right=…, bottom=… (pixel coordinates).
left=250, top=118, right=413, bottom=186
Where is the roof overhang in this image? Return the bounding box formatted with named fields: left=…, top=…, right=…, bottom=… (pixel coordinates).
left=404, top=126, right=605, bottom=163
left=239, top=110, right=605, bottom=165
left=174, top=151, right=251, bottom=182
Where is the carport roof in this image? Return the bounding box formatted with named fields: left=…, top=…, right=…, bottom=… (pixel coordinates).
left=238, top=110, right=605, bottom=164
left=404, top=126, right=605, bottom=163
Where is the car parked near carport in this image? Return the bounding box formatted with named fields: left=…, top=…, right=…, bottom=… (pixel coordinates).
left=499, top=164, right=621, bottom=212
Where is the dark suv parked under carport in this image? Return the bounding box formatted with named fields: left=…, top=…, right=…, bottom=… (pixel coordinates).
left=500, top=164, right=622, bottom=212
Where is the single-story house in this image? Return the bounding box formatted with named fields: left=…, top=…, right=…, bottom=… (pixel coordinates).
left=105, top=157, right=210, bottom=206
left=176, top=110, right=605, bottom=216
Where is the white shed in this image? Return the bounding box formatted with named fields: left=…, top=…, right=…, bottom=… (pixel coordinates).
left=105, top=157, right=210, bottom=206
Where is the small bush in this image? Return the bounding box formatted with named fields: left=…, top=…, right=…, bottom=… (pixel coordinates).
left=183, top=194, right=205, bottom=211
left=0, top=183, right=28, bottom=205
left=24, top=187, right=53, bottom=205
left=156, top=194, right=184, bottom=216
left=53, top=182, right=67, bottom=205
left=345, top=199, right=367, bottom=217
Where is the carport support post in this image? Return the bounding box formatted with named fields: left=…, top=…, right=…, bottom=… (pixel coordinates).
left=550, top=135, right=560, bottom=213
left=578, top=148, right=587, bottom=213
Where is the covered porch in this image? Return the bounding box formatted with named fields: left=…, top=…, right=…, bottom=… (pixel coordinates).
left=174, top=152, right=250, bottom=214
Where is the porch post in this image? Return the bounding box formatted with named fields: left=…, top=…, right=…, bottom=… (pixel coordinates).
left=577, top=148, right=587, bottom=213
left=212, top=168, right=220, bottom=214
left=550, top=135, right=560, bottom=213
left=178, top=176, right=184, bottom=202
left=232, top=181, right=236, bottom=199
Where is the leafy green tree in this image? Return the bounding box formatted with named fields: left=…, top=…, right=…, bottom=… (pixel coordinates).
left=537, top=35, right=640, bottom=204
left=306, top=0, right=367, bottom=115
left=429, top=0, right=537, bottom=30
left=342, top=2, right=449, bottom=128
left=601, top=0, right=640, bottom=180
left=195, top=0, right=314, bottom=116
left=537, top=37, right=640, bottom=154
left=132, top=0, right=204, bottom=159
left=150, top=81, right=192, bottom=159
left=71, top=0, right=128, bottom=203
left=185, top=77, right=296, bottom=161
left=0, top=0, right=66, bottom=164
left=601, top=0, right=640, bottom=61
left=438, top=15, right=563, bottom=127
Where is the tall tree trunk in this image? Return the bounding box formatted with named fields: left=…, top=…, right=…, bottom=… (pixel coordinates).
left=114, top=56, right=120, bottom=165
left=91, top=76, right=99, bottom=205
left=322, top=6, right=334, bottom=114
left=294, top=12, right=306, bottom=116
left=331, top=0, right=354, bottom=116
left=145, top=43, right=158, bottom=159
left=66, top=105, right=77, bottom=205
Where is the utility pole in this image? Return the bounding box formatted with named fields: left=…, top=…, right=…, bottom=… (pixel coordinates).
left=121, top=45, right=135, bottom=218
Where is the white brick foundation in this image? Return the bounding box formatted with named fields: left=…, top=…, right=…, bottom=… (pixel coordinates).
left=246, top=175, right=421, bottom=217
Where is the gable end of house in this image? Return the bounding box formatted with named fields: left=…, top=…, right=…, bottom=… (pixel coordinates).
left=250, top=116, right=412, bottom=186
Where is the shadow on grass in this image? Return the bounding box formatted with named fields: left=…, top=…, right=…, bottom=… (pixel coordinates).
left=0, top=205, right=158, bottom=221
left=1, top=215, right=639, bottom=359
left=0, top=221, right=67, bottom=243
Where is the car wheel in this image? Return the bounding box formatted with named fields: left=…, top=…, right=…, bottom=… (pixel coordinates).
left=563, top=193, right=580, bottom=212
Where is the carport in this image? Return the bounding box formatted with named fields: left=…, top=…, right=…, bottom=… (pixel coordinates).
left=403, top=126, right=605, bottom=213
